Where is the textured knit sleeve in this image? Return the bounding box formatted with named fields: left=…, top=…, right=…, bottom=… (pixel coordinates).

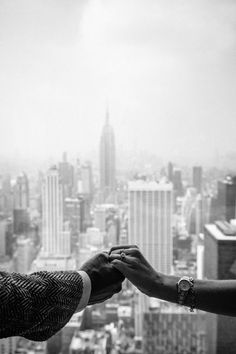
left=0, top=270, right=84, bottom=341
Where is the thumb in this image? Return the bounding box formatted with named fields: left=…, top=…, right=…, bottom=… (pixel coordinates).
left=111, top=260, right=130, bottom=277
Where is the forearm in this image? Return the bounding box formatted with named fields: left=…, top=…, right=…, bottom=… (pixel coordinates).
left=0, top=270, right=86, bottom=341
left=153, top=272, right=236, bottom=316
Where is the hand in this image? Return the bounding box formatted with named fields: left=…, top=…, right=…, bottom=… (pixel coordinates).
left=80, top=252, right=125, bottom=305
left=109, top=246, right=159, bottom=297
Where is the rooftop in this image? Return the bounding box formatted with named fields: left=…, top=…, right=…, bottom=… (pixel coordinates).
left=128, top=180, right=173, bottom=191
left=205, top=222, right=236, bottom=241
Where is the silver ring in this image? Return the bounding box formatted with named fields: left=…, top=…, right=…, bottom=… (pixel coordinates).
left=120, top=252, right=126, bottom=261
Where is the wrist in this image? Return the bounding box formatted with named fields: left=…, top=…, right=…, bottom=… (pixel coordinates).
left=144, top=271, right=164, bottom=298
left=76, top=271, right=92, bottom=312
left=151, top=272, right=178, bottom=303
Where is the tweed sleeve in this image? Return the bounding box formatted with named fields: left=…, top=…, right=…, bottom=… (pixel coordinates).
left=0, top=270, right=84, bottom=341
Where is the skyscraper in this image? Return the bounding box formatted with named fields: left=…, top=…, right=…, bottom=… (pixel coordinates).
left=168, top=161, right=174, bottom=182
left=13, top=173, right=29, bottom=209
left=193, top=166, right=203, bottom=194
left=173, top=168, right=183, bottom=197
left=99, top=110, right=116, bottom=203
left=216, top=176, right=236, bottom=222
left=128, top=180, right=173, bottom=335
left=204, top=221, right=236, bottom=354
left=59, top=152, right=74, bottom=198
left=42, top=166, right=70, bottom=257
left=13, top=173, right=30, bottom=235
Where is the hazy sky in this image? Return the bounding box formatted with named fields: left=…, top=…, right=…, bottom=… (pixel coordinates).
left=0, top=0, right=236, bottom=164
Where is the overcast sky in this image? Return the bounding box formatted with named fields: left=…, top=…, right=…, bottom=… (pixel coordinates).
left=0, top=0, right=236, bottom=165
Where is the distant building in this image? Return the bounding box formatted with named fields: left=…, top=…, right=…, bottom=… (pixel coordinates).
left=13, top=173, right=29, bottom=209
left=31, top=255, right=76, bottom=272
left=0, top=336, right=17, bottom=354
left=195, top=194, right=211, bottom=235
left=168, top=162, right=174, bottom=182
left=13, top=209, right=29, bottom=235
left=0, top=219, right=7, bottom=257
left=13, top=173, right=30, bottom=235
left=42, top=167, right=70, bottom=257
left=86, top=227, right=104, bottom=248
left=99, top=110, right=116, bottom=203
left=79, top=162, right=94, bottom=202
left=69, top=330, right=107, bottom=354
left=0, top=174, right=13, bottom=216
left=59, top=152, right=74, bottom=198
left=94, top=204, right=117, bottom=235
left=15, top=236, right=32, bottom=273
left=64, top=197, right=80, bottom=235
left=128, top=180, right=173, bottom=336
left=193, top=166, right=203, bottom=194
left=143, top=302, right=206, bottom=354
left=94, top=204, right=107, bottom=232
left=204, top=221, right=236, bottom=354
left=129, top=180, right=173, bottom=273
left=216, top=176, right=236, bottom=222
left=173, top=168, right=183, bottom=197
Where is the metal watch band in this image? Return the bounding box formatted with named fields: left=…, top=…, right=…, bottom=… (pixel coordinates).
left=177, top=277, right=195, bottom=312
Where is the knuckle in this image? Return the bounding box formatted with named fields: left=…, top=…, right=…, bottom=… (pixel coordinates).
left=132, top=248, right=141, bottom=257
left=97, top=252, right=107, bottom=262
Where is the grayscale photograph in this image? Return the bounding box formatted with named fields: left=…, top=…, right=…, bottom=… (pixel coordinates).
left=0, top=1, right=236, bottom=353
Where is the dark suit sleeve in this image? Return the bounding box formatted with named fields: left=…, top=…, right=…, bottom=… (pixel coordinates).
left=0, top=270, right=84, bottom=341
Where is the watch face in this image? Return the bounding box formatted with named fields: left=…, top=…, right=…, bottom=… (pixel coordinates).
left=179, top=279, right=191, bottom=291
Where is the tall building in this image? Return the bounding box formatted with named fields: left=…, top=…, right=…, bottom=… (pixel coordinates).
left=59, top=152, right=74, bottom=198
left=204, top=221, right=236, bottom=354
left=129, top=180, right=173, bottom=273
left=143, top=302, right=206, bottom=354
left=195, top=194, right=211, bottom=235
left=15, top=236, right=32, bottom=273
left=128, top=180, right=173, bottom=336
left=42, top=167, right=70, bottom=257
left=193, top=166, right=203, bottom=194
left=0, top=219, right=7, bottom=257
left=173, top=168, right=183, bottom=197
left=0, top=174, right=13, bottom=216
left=168, top=162, right=174, bottom=182
left=13, top=173, right=30, bottom=235
left=216, top=176, right=236, bottom=222
left=99, top=110, right=116, bottom=203
left=80, top=162, right=93, bottom=201
left=13, top=173, right=29, bottom=209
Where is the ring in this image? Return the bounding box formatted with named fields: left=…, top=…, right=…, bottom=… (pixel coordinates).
left=120, top=252, right=126, bottom=261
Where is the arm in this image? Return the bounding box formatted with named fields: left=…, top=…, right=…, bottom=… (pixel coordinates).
left=0, top=252, right=124, bottom=341
left=151, top=273, right=236, bottom=316
left=109, top=247, right=236, bottom=317
left=0, top=270, right=87, bottom=341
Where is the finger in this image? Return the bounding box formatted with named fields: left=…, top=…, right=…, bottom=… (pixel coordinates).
left=111, top=260, right=130, bottom=276
left=109, top=254, right=134, bottom=264
left=122, top=248, right=141, bottom=257
left=109, top=245, right=138, bottom=255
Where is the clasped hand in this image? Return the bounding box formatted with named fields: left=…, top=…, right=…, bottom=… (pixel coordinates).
left=80, top=245, right=158, bottom=305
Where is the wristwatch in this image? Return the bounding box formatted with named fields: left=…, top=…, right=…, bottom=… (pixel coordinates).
left=176, top=276, right=194, bottom=308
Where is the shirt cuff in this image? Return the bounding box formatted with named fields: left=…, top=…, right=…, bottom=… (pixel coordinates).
left=76, top=271, right=92, bottom=312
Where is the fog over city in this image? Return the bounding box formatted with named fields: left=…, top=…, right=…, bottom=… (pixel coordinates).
left=0, top=0, right=236, bottom=168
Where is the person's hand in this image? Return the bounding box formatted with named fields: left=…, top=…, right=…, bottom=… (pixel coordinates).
left=80, top=252, right=125, bottom=305
left=109, top=246, right=159, bottom=297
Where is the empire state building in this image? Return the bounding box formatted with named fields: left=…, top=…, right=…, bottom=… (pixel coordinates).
left=99, top=110, right=116, bottom=202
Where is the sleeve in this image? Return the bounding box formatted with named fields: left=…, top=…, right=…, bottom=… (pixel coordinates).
left=0, top=270, right=90, bottom=342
